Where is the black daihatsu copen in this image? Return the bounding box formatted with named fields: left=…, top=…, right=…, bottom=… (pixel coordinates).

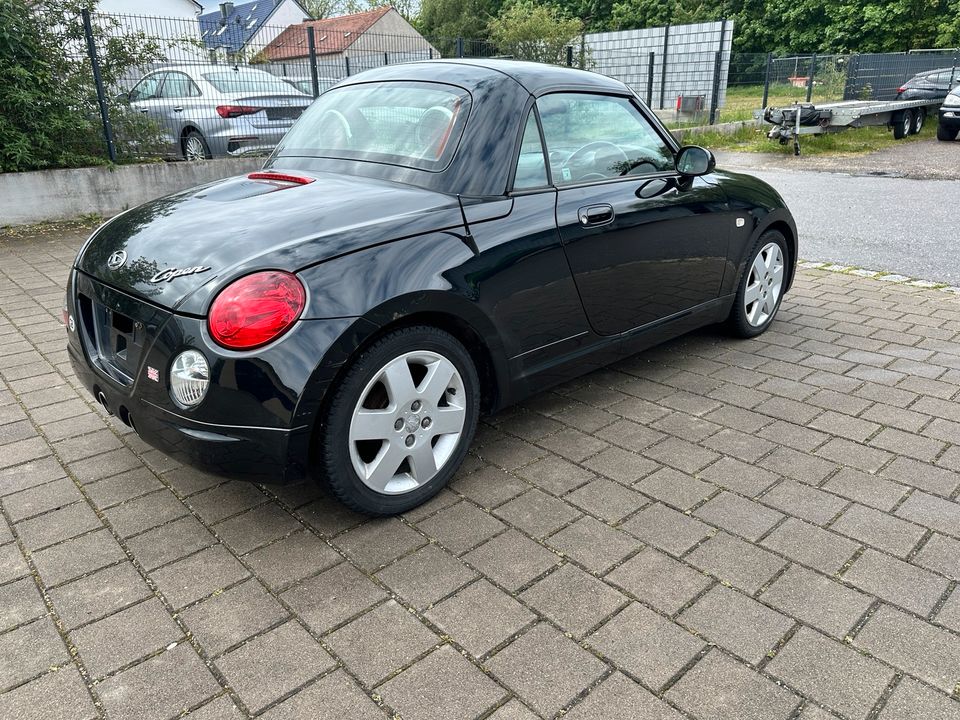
left=67, top=59, right=797, bottom=515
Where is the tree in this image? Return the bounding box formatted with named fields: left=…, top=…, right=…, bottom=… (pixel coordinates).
left=552, top=0, right=616, bottom=32
left=303, top=0, right=418, bottom=20
left=0, top=0, right=167, bottom=172
left=938, top=0, right=960, bottom=47
left=302, top=0, right=355, bottom=18
left=417, top=0, right=504, bottom=40
left=610, top=0, right=683, bottom=31
left=606, top=0, right=958, bottom=53
left=488, top=0, right=583, bottom=63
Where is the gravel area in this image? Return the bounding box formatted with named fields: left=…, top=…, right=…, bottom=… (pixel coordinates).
left=715, top=135, right=960, bottom=180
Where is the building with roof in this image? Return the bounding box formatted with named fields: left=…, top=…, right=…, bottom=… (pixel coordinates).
left=98, top=0, right=203, bottom=16
left=96, top=0, right=207, bottom=64
left=199, top=0, right=309, bottom=61
left=260, top=6, right=437, bottom=68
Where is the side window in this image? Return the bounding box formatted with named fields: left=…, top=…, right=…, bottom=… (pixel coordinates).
left=513, top=110, right=549, bottom=190
left=160, top=73, right=200, bottom=99
left=935, top=70, right=956, bottom=85
left=537, top=93, right=675, bottom=185
left=129, top=74, right=163, bottom=102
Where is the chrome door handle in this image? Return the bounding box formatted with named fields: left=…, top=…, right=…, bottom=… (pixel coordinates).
left=578, top=204, right=615, bottom=227
left=172, top=106, right=183, bottom=112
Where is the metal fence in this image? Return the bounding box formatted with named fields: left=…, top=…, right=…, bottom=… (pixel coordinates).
left=583, top=21, right=734, bottom=124
left=63, top=10, right=960, bottom=164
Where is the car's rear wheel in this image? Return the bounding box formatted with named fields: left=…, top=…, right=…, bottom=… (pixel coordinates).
left=911, top=108, right=925, bottom=134
left=893, top=109, right=913, bottom=139
left=317, top=326, right=480, bottom=515
left=183, top=130, right=211, bottom=161
left=937, top=123, right=958, bottom=141
left=727, top=230, right=788, bottom=338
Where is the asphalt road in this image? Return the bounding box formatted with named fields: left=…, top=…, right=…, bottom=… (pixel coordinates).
left=715, top=155, right=960, bottom=285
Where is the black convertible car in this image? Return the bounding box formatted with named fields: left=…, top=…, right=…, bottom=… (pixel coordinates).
left=67, top=60, right=797, bottom=514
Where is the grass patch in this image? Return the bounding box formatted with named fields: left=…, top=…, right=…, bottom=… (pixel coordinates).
left=663, top=83, right=848, bottom=128
left=692, top=119, right=936, bottom=156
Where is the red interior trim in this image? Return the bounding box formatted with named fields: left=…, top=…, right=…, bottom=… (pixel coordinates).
left=433, top=99, right=462, bottom=159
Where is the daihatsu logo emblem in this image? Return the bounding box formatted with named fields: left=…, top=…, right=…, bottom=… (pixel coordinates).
left=107, top=250, right=127, bottom=270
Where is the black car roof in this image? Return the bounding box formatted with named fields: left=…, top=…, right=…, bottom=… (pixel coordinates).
left=340, top=59, right=631, bottom=96
left=275, top=59, right=643, bottom=197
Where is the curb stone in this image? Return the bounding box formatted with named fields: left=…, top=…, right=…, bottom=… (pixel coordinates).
left=799, top=259, right=960, bottom=295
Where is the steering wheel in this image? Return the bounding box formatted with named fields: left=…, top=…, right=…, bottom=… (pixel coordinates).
left=319, top=109, right=352, bottom=143
left=618, top=157, right=660, bottom=176
left=561, top=141, right=629, bottom=181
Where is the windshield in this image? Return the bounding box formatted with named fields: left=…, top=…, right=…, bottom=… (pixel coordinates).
left=274, top=81, right=471, bottom=171
left=203, top=71, right=300, bottom=95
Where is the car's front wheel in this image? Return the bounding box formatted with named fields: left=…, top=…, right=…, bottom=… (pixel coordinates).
left=727, top=230, right=788, bottom=338
left=937, top=123, right=958, bottom=141
left=317, top=326, right=480, bottom=515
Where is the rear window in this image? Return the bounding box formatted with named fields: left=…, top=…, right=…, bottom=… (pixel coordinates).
left=202, top=71, right=300, bottom=95
left=274, top=81, right=470, bottom=172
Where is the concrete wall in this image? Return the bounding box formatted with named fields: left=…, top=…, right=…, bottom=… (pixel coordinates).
left=583, top=21, right=734, bottom=113
left=0, top=159, right=262, bottom=227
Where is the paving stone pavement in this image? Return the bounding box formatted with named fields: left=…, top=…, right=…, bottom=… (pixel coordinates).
left=2, top=225, right=960, bottom=720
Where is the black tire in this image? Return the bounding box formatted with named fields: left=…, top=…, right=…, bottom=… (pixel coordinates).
left=911, top=108, right=925, bottom=135
left=182, top=130, right=211, bottom=161
left=893, top=110, right=912, bottom=139
left=727, top=230, right=790, bottom=339
left=316, top=326, right=480, bottom=515
left=937, top=123, right=958, bottom=141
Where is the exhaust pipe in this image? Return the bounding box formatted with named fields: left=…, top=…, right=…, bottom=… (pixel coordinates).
left=96, top=391, right=113, bottom=415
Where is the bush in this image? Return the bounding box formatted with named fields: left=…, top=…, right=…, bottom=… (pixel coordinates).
left=487, top=0, right=582, bottom=65
left=0, top=0, right=166, bottom=172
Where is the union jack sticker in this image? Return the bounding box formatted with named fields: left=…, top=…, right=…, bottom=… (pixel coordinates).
left=146, top=366, right=160, bottom=382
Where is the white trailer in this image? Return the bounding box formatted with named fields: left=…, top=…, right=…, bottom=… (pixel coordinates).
left=760, top=97, right=943, bottom=155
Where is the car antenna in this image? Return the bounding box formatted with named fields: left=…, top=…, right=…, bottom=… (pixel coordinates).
left=456, top=195, right=480, bottom=256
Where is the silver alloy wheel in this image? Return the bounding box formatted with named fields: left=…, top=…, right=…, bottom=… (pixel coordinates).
left=902, top=112, right=912, bottom=138
left=744, top=242, right=785, bottom=327
left=184, top=135, right=206, bottom=161
left=348, top=350, right=466, bottom=495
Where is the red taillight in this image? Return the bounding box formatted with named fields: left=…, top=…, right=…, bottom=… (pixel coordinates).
left=897, top=86, right=907, bottom=93
left=247, top=172, right=315, bottom=185
left=216, top=105, right=261, bottom=119
left=208, top=271, right=305, bottom=350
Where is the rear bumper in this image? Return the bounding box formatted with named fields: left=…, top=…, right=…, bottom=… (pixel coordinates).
left=69, top=342, right=310, bottom=484
left=205, top=118, right=296, bottom=158
left=66, top=269, right=361, bottom=486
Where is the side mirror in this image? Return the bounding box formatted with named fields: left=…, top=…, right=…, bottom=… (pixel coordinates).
left=675, top=145, right=716, bottom=176
left=115, top=91, right=131, bottom=104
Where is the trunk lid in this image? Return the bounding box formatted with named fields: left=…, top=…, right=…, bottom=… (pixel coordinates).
left=231, top=93, right=311, bottom=126
left=76, top=171, right=459, bottom=311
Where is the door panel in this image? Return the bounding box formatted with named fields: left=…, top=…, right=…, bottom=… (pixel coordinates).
left=556, top=176, right=730, bottom=336
left=157, top=71, right=202, bottom=151
left=129, top=73, right=170, bottom=147
left=535, top=91, right=730, bottom=336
